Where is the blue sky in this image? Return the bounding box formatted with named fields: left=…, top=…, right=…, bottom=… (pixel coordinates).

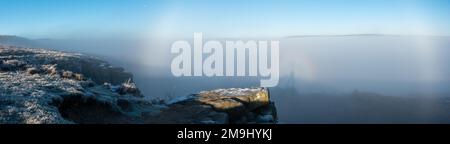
left=0, top=0, right=449, bottom=38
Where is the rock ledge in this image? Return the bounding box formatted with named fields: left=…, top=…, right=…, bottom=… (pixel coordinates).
left=0, top=45, right=277, bottom=124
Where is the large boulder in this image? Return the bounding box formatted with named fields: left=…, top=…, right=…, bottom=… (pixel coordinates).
left=161, top=88, right=278, bottom=124
left=197, top=88, right=270, bottom=114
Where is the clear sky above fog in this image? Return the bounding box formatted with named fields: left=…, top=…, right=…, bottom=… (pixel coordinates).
left=0, top=0, right=449, bottom=38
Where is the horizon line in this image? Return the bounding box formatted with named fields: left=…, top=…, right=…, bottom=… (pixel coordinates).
left=2, top=33, right=450, bottom=40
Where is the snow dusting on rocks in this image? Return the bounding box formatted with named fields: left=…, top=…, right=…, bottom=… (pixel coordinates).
left=0, top=45, right=277, bottom=124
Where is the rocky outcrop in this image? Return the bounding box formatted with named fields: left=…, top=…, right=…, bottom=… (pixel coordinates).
left=0, top=45, right=132, bottom=85
left=0, top=45, right=277, bottom=124
left=0, top=45, right=149, bottom=124
left=150, top=88, right=278, bottom=124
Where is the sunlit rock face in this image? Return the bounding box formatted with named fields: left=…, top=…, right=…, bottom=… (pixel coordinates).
left=0, top=45, right=277, bottom=124
left=197, top=88, right=275, bottom=123
left=158, top=88, right=278, bottom=124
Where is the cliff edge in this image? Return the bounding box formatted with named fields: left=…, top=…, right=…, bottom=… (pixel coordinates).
left=0, top=45, right=277, bottom=124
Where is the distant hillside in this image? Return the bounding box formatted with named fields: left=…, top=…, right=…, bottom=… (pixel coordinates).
left=0, top=35, right=40, bottom=48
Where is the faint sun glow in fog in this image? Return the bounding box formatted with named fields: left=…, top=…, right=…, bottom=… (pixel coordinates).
left=139, top=4, right=184, bottom=68
left=414, top=37, right=440, bottom=82
left=134, top=0, right=448, bottom=89
left=285, top=49, right=316, bottom=81
left=405, top=3, right=443, bottom=89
